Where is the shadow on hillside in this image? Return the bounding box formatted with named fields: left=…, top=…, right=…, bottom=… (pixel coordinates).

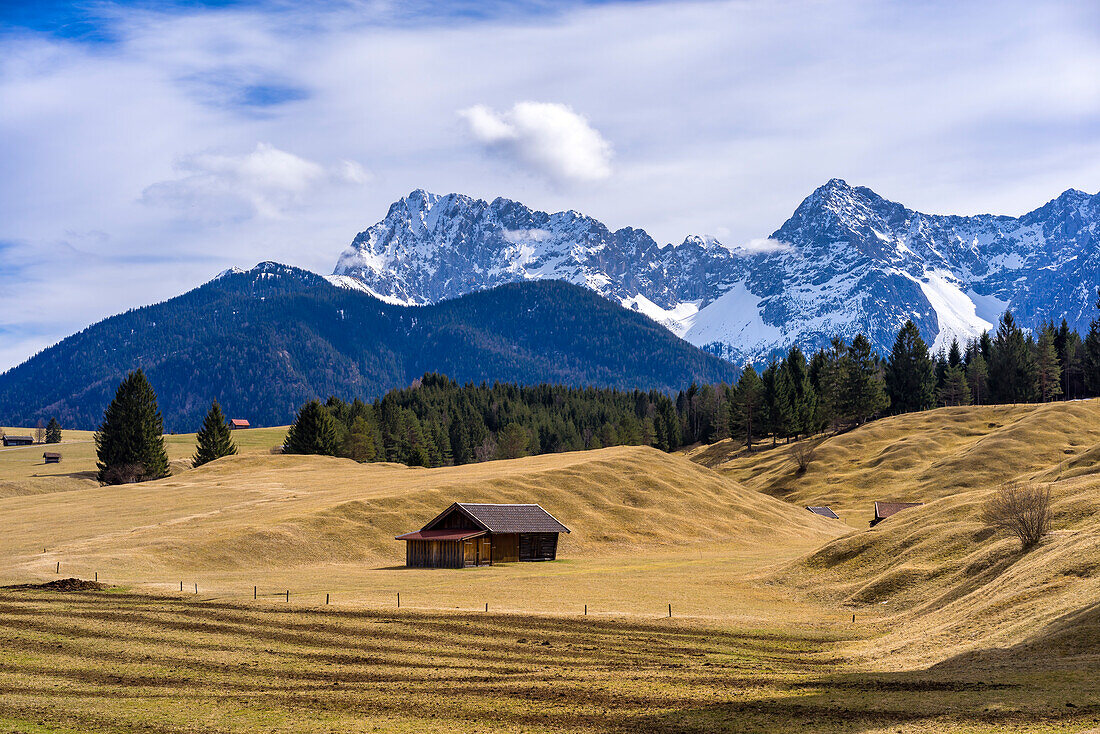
left=930, top=599, right=1100, bottom=671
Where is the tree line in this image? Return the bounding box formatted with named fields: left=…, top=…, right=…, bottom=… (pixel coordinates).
left=282, top=373, right=683, bottom=466
left=90, top=298, right=1100, bottom=481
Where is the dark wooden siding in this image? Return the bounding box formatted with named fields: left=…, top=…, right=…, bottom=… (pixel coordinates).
left=518, top=533, right=559, bottom=561
left=436, top=509, right=479, bottom=530
left=405, top=539, right=464, bottom=568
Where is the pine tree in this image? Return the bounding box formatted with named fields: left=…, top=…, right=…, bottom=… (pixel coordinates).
left=1084, top=318, right=1100, bottom=397
left=967, top=352, right=989, bottom=405
left=730, top=366, right=765, bottom=449
left=990, top=312, right=1037, bottom=403
left=192, top=401, right=238, bottom=467
left=843, top=334, right=889, bottom=425
left=95, top=369, right=170, bottom=484
left=345, top=415, right=382, bottom=462
left=496, top=423, right=530, bottom=460
left=784, top=346, right=816, bottom=439
left=937, top=365, right=971, bottom=406
left=885, top=320, right=935, bottom=413
left=1062, top=330, right=1084, bottom=399
left=45, top=417, right=62, bottom=444
left=1035, top=326, right=1063, bottom=402
left=284, top=400, right=339, bottom=456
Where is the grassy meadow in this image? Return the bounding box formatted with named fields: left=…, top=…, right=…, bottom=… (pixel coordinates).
left=1, top=405, right=1099, bottom=731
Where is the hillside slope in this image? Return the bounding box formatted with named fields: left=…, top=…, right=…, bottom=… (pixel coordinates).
left=0, top=446, right=840, bottom=579
left=693, top=402, right=1100, bottom=666
left=0, top=263, right=737, bottom=431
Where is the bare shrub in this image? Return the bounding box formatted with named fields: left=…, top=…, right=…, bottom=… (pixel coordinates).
left=270, top=445, right=285, bottom=455
left=980, top=481, right=1052, bottom=550
left=100, top=463, right=147, bottom=485
left=34, top=420, right=46, bottom=444
left=790, top=440, right=818, bottom=474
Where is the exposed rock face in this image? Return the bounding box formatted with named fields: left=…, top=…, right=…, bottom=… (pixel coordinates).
left=333, top=181, right=1100, bottom=362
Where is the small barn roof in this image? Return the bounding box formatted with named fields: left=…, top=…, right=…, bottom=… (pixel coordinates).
left=873, top=501, right=923, bottom=520
left=5, top=436, right=33, bottom=443
left=423, top=502, right=571, bottom=534
left=229, top=419, right=250, bottom=427
left=395, top=529, right=486, bottom=542
left=806, top=506, right=840, bottom=519
left=42, top=452, right=62, bottom=459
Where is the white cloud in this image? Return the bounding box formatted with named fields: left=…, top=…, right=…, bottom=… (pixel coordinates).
left=141, top=143, right=365, bottom=221
left=733, top=238, right=794, bottom=255
left=2, top=0, right=1100, bottom=370
left=459, top=102, right=612, bottom=185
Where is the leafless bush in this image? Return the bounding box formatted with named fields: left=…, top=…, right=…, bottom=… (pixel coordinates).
left=790, top=440, right=818, bottom=474
left=270, top=445, right=285, bottom=455
left=980, top=481, right=1052, bottom=550
left=100, top=463, right=147, bottom=485
left=34, top=420, right=46, bottom=444
left=474, top=438, right=498, bottom=463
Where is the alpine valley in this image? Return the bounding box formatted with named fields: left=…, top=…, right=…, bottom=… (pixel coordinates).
left=333, top=180, right=1100, bottom=362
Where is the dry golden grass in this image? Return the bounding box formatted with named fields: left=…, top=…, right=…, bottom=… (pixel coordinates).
left=0, top=425, right=289, bottom=497
left=0, top=446, right=843, bottom=620
left=0, top=589, right=1096, bottom=734
left=2, top=404, right=1100, bottom=731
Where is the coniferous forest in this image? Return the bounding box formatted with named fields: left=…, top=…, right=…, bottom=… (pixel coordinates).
left=284, top=304, right=1100, bottom=467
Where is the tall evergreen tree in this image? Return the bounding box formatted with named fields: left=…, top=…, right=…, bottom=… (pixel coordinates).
left=1084, top=318, right=1100, bottom=397
left=1062, top=330, right=1084, bottom=399
left=95, top=369, right=170, bottom=484
left=192, top=401, right=238, bottom=467
left=284, top=400, right=340, bottom=456
left=45, top=417, right=62, bottom=444
left=785, top=346, right=817, bottom=438
left=938, top=365, right=971, bottom=406
left=730, top=366, right=765, bottom=449
left=345, top=415, right=382, bottom=462
left=1035, top=326, right=1063, bottom=402
left=843, top=334, right=889, bottom=425
left=967, top=352, right=989, bottom=405
left=990, top=312, right=1037, bottom=403
left=885, top=320, right=935, bottom=413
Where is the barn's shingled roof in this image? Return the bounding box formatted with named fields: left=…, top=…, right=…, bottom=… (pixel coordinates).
left=423, top=503, right=570, bottom=534
left=806, top=506, right=840, bottom=519
left=873, top=501, right=923, bottom=520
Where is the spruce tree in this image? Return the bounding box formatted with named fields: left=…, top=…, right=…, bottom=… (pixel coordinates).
left=95, top=369, right=170, bottom=484
left=885, top=321, right=935, bottom=413
left=843, top=334, right=889, bottom=425
left=990, top=312, right=1037, bottom=403
left=1035, top=327, right=1063, bottom=402
left=192, top=401, right=238, bottom=467
left=1084, top=319, right=1100, bottom=397
left=730, top=366, right=765, bottom=449
left=45, top=417, right=62, bottom=444
left=967, top=352, right=989, bottom=405
left=345, top=416, right=382, bottom=462
left=284, top=400, right=339, bottom=456
left=937, top=365, right=971, bottom=406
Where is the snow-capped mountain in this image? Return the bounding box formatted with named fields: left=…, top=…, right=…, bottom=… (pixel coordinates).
left=332, top=181, right=1100, bottom=363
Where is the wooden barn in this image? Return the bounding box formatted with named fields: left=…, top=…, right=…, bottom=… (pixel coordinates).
left=396, top=503, right=570, bottom=568
left=869, top=501, right=923, bottom=527
left=2, top=436, right=33, bottom=447
left=229, top=419, right=250, bottom=429
left=42, top=452, right=61, bottom=464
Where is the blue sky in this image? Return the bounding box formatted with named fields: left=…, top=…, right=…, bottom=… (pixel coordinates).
left=1, top=0, right=1099, bottom=370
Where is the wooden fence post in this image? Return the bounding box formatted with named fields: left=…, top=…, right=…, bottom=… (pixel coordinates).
left=485, top=602, right=488, bottom=613
left=254, top=586, right=257, bottom=600
left=584, top=604, right=587, bottom=616
left=397, top=592, right=400, bottom=608
left=326, top=593, right=330, bottom=605
left=55, top=561, right=59, bottom=574
left=194, top=583, right=198, bottom=594
left=286, top=590, right=289, bottom=603
left=668, top=603, right=672, bottom=618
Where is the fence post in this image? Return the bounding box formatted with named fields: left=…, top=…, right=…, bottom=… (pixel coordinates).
left=55, top=561, right=59, bottom=574
left=194, top=583, right=198, bottom=594
left=584, top=604, right=587, bottom=616
left=485, top=602, right=488, bottom=613
left=397, top=592, right=400, bottom=609
left=254, top=586, right=257, bottom=600
left=326, top=593, right=330, bottom=605
left=286, top=590, right=289, bottom=603
left=179, top=581, right=183, bottom=592
left=668, top=603, right=672, bottom=618
left=94, top=572, right=97, bottom=582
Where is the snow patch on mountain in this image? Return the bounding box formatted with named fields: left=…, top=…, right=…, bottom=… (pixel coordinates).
left=331, top=181, right=1100, bottom=364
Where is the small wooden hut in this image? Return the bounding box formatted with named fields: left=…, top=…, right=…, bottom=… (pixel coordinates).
left=2, top=436, right=33, bottom=447
left=396, top=502, right=570, bottom=568
left=42, top=452, right=62, bottom=464
left=869, top=501, right=923, bottom=527
left=229, top=419, right=250, bottom=429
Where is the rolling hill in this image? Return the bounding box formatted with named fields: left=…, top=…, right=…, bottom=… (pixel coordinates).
left=0, top=263, right=738, bottom=431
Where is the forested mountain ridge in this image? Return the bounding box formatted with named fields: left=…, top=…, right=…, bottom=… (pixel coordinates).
left=0, top=263, right=738, bottom=431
